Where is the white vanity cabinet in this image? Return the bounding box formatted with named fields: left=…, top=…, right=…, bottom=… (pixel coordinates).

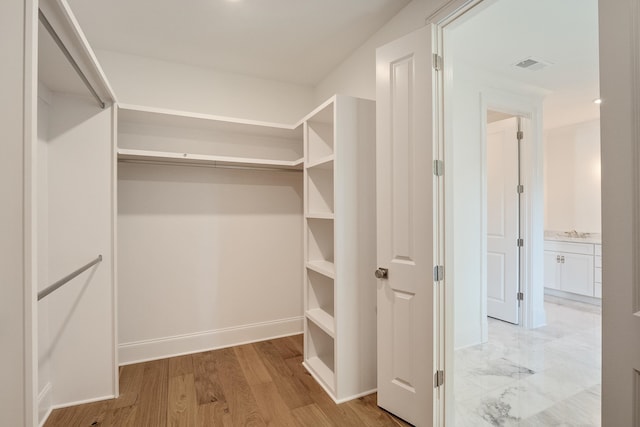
left=544, top=241, right=596, bottom=297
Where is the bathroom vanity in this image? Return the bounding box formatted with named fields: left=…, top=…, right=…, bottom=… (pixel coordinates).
left=544, top=231, right=602, bottom=300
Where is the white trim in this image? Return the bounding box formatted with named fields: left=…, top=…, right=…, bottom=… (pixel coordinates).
left=50, top=394, right=116, bottom=411
left=37, top=383, right=52, bottom=427
left=110, top=105, right=119, bottom=398
left=544, top=288, right=601, bottom=306
left=633, top=0, right=640, bottom=316
left=25, top=0, right=39, bottom=425
left=118, top=316, right=304, bottom=365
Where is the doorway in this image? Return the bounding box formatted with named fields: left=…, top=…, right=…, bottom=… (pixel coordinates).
left=486, top=113, right=521, bottom=325
left=442, top=0, right=601, bottom=425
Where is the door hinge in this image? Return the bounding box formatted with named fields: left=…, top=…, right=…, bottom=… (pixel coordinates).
left=433, top=265, right=444, bottom=282
left=517, top=238, right=524, bottom=247
left=433, top=54, right=443, bottom=71
left=517, top=184, right=524, bottom=194
left=433, top=159, right=444, bottom=176
left=434, top=370, right=444, bottom=388
left=517, top=292, right=524, bottom=301
left=517, top=130, right=524, bottom=140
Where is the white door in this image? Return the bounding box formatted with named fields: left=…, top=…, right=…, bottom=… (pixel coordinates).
left=486, top=117, right=520, bottom=323
left=375, top=25, right=435, bottom=426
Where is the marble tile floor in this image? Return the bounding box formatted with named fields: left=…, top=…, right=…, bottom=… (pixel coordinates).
left=453, top=298, right=601, bottom=426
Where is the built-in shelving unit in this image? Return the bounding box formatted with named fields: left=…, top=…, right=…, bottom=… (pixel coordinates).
left=117, top=104, right=303, bottom=170
left=302, top=95, right=377, bottom=403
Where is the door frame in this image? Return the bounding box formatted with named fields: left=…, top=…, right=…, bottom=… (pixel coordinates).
left=478, top=91, right=545, bottom=337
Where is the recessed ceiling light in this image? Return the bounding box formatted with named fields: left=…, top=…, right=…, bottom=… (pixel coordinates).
left=593, top=98, right=602, bottom=104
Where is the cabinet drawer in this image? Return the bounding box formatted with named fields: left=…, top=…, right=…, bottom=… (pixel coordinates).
left=595, top=267, right=602, bottom=284
left=544, top=241, right=594, bottom=255
left=595, top=255, right=602, bottom=268
left=595, top=244, right=602, bottom=256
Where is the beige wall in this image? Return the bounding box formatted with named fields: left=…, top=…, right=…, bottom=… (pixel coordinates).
left=95, top=50, right=316, bottom=124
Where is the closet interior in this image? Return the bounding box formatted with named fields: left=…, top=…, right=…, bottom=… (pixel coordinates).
left=36, top=0, right=116, bottom=421
left=32, top=1, right=378, bottom=424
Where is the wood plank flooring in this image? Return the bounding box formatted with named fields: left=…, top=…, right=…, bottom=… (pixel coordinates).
left=44, top=335, right=411, bottom=427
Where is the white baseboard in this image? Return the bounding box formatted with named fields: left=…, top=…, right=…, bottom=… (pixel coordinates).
left=51, top=394, right=116, bottom=411
left=544, top=288, right=602, bottom=306
left=119, top=316, right=304, bottom=365
left=38, top=383, right=52, bottom=427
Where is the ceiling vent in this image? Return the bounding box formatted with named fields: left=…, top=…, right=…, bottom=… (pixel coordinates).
left=514, top=57, right=552, bottom=71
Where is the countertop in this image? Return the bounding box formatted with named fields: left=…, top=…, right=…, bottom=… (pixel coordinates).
left=544, top=230, right=601, bottom=245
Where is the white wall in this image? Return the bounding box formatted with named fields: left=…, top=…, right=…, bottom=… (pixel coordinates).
left=544, top=119, right=601, bottom=233
left=117, top=163, right=303, bottom=363
left=314, top=0, right=448, bottom=102
left=96, top=50, right=316, bottom=124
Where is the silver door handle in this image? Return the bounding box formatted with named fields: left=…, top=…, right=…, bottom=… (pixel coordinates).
left=375, top=268, right=389, bottom=279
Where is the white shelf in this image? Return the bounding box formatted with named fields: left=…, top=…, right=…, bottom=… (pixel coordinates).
left=306, top=261, right=335, bottom=279
left=306, top=155, right=334, bottom=170
left=306, top=309, right=335, bottom=337
left=306, top=212, right=335, bottom=220
left=304, top=357, right=335, bottom=393
left=118, top=148, right=304, bottom=170
left=118, top=104, right=300, bottom=138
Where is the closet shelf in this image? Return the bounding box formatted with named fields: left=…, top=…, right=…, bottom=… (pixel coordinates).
left=304, top=357, right=335, bottom=392
left=306, top=260, right=335, bottom=279
left=306, top=155, right=334, bottom=169
left=117, top=148, right=304, bottom=170
left=306, top=309, right=335, bottom=337
left=306, top=212, right=335, bottom=220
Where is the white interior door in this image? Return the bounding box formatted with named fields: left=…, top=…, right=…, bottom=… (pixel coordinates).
left=486, top=117, right=520, bottom=324
left=375, top=25, right=435, bottom=426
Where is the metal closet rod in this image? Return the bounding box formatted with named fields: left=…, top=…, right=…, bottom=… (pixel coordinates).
left=38, top=9, right=106, bottom=109
left=37, top=255, right=103, bottom=301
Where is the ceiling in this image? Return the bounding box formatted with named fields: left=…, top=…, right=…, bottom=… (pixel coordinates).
left=449, top=0, right=600, bottom=129
left=66, top=0, right=410, bottom=86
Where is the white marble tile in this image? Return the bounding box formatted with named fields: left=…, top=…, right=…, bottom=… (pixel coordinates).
left=519, top=385, right=601, bottom=426
left=453, top=299, right=601, bottom=426
left=460, top=381, right=556, bottom=424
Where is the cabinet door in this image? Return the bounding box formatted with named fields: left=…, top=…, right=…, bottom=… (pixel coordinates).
left=543, top=251, right=560, bottom=290
left=560, top=252, right=594, bottom=296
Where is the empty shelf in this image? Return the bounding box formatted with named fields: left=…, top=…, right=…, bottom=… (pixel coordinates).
left=306, top=309, right=335, bottom=337
left=306, top=260, right=335, bottom=279
left=118, top=148, right=303, bottom=170
left=306, top=212, right=335, bottom=220
left=306, top=155, right=334, bottom=169
left=304, top=357, right=335, bottom=393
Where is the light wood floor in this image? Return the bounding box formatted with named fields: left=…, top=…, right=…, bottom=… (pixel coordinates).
left=44, top=334, right=411, bottom=426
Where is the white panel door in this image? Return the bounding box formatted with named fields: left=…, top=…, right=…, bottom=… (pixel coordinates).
left=486, top=118, right=519, bottom=324
left=376, top=25, right=434, bottom=427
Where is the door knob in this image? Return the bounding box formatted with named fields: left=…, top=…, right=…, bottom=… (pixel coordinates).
left=375, top=268, right=388, bottom=279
